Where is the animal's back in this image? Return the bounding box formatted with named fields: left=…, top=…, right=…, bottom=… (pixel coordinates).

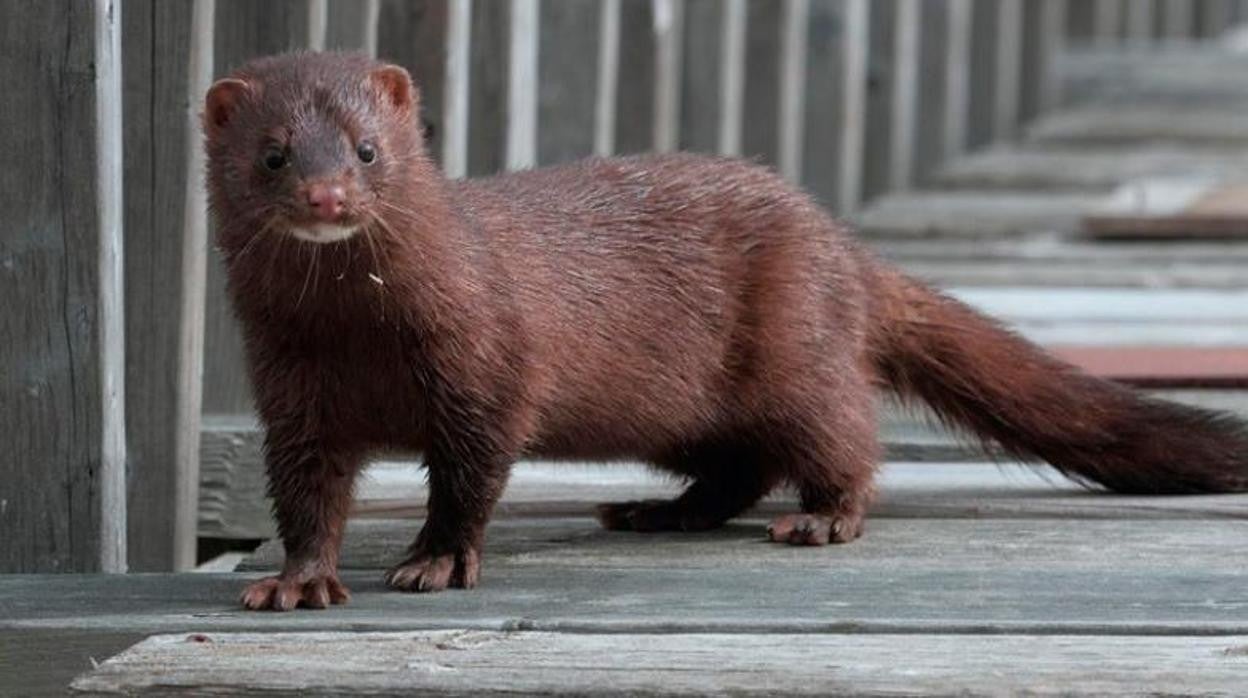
left=450, top=153, right=871, bottom=459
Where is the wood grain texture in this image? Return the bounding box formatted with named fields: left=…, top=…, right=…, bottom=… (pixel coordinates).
left=0, top=0, right=121, bottom=572
left=7, top=517, right=1248, bottom=636
left=120, top=0, right=198, bottom=572
left=72, top=630, right=1248, bottom=696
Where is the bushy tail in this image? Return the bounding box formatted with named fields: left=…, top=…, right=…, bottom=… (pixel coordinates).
left=866, top=263, right=1248, bottom=494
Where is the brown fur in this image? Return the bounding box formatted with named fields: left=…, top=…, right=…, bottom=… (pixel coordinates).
left=203, top=53, right=1248, bottom=611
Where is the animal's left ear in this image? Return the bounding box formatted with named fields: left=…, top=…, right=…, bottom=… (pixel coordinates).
left=369, top=64, right=417, bottom=112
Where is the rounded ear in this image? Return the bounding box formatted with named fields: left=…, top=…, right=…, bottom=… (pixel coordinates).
left=370, top=64, right=417, bottom=111
left=204, top=78, right=253, bottom=132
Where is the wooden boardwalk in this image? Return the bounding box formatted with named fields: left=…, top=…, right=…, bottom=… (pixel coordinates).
left=12, top=41, right=1248, bottom=697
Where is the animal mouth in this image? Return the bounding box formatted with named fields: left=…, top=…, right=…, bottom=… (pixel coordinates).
left=289, top=222, right=361, bottom=244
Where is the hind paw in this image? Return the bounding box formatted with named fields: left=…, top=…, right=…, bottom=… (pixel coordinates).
left=766, top=513, right=862, bottom=545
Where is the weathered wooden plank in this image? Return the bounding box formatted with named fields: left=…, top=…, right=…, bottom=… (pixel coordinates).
left=0, top=0, right=126, bottom=573
left=8, top=518, right=1248, bottom=635
left=1050, top=346, right=1248, bottom=387
left=932, top=144, right=1248, bottom=191
left=121, top=0, right=207, bottom=572
left=1028, top=104, right=1248, bottom=145
left=855, top=190, right=1100, bottom=239
left=72, top=630, right=1248, bottom=696
left=1085, top=177, right=1248, bottom=238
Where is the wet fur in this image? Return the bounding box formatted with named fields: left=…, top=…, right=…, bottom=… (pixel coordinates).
left=205, top=53, right=1248, bottom=610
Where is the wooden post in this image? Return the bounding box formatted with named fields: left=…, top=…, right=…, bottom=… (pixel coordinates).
left=1036, top=0, right=1067, bottom=113
left=536, top=1, right=599, bottom=165
left=506, top=0, right=538, bottom=169
left=0, top=0, right=127, bottom=572
left=308, top=0, right=328, bottom=50
left=1126, top=0, right=1156, bottom=43
left=717, top=0, right=747, bottom=157
left=594, top=0, right=621, bottom=157
left=838, top=0, right=869, bottom=212
left=1093, top=0, right=1124, bottom=44
left=325, top=0, right=380, bottom=53
left=119, top=0, right=212, bottom=572
left=443, top=0, right=471, bottom=177
left=652, top=0, right=683, bottom=153
left=1162, top=0, right=1195, bottom=38
left=993, top=0, right=1023, bottom=141
left=943, top=0, right=973, bottom=160
left=777, top=0, right=809, bottom=181
left=890, top=0, right=921, bottom=190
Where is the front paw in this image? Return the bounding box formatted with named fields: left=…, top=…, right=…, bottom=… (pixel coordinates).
left=385, top=544, right=481, bottom=593
left=239, top=572, right=351, bottom=611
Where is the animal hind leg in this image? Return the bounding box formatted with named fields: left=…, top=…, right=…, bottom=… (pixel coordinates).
left=597, top=438, right=776, bottom=532
left=764, top=399, right=881, bottom=546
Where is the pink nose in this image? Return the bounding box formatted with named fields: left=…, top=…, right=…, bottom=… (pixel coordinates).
left=306, top=183, right=346, bottom=221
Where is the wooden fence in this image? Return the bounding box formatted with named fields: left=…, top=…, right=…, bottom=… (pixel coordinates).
left=3, top=0, right=1247, bottom=574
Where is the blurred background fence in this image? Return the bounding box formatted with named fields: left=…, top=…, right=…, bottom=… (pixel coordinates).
left=5, top=0, right=1248, bottom=574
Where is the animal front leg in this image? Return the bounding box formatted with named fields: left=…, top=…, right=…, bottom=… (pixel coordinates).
left=240, top=444, right=362, bottom=611
left=385, top=445, right=511, bottom=593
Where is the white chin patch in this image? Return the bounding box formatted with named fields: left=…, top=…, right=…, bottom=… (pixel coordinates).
left=290, top=223, right=360, bottom=244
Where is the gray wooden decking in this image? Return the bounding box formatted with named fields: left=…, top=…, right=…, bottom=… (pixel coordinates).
left=7, top=462, right=1248, bottom=694
left=14, top=40, right=1248, bottom=697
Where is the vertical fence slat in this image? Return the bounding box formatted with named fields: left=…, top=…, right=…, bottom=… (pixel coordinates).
left=1202, top=0, right=1234, bottom=37
left=121, top=0, right=208, bottom=572
left=506, top=0, right=539, bottom=169
left=1093, top=0, right=1124, bottom=43
left=889, top=0, right=920, bottom=191
left=443, top=0, right=471, bottom=178
left=838, top=0, right=869, bottom=212
left=993, top=0, right=1023, bottom=141
left=308, top=0, right=328, bottom=50
left=594, top=0, right=620, bottom=156
left=652, top=0, right=683, bottom=152
left=172, top=0, right=215, bottom=571
left=1162, top=0, right=1195, bottom=37
left=94, top=0, right=127, bottom=574
left=1, top=0, right=129, bottom=572
left=717, top=0, right=747, bottom=156
left=364, top=0, right=381, bottom=56
left=943, top=0, right=973, bottom=160
left=777, top=0, right=808, bottom=181
left=1037, top=0, right=1067, bottom=113
left=1127, top=0, right=1156, bottom=42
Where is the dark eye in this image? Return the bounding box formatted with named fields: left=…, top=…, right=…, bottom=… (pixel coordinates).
left=262, top=148, right=287, bottom=171
left=356, top=141, right=377, bottom=164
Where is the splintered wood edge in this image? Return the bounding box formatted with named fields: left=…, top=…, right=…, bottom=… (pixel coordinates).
left=70, top=631, right=1248, bottom=695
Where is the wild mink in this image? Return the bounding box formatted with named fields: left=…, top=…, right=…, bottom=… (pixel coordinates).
left=204, top=52, right=1248, bottom=611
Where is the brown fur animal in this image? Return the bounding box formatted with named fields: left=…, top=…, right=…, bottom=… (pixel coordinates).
left=203, top=53, right=1248, bottom=611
